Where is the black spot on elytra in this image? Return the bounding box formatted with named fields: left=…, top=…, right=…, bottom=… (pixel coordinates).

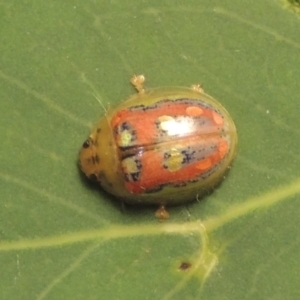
left=131, top=172, right=140, bottom=182
left=181, top=149, right=195, bottom=164
left=121, top=122, right=131, bottom=130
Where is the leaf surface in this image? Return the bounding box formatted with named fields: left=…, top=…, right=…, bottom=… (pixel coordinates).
left=1, top=1, right=300, bottom=299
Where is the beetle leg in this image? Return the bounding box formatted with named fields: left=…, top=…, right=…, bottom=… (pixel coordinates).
left=155, top=205, right=169, bottom=221
left=131, top=74, right=146, bottom=94
left=191, top=84, right=204, bottom=94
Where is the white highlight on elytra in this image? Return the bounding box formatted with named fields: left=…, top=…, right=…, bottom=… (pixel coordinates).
left=160, top=116, right=193, bottom=136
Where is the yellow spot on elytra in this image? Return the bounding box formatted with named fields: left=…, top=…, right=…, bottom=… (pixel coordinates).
left=186, top=106, right=203, bottom=116
left=123, top=157, right=139, bottom=173
left=120, top=130, right=132, bottom=147
left=165, top=149, right=183, bottom=172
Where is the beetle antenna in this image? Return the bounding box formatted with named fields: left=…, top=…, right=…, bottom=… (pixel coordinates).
left=92, top=92, right=107, bottom=113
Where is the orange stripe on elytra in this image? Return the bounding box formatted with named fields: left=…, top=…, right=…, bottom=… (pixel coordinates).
left=111, top=102, right=218, bottom=146
left=218, top=139, right=228, bottom=159
left=124, top=138, right=230, bottom=193
left=212, top=111, right=224, bottom=125
left=195, top=158, right=213, bottom=171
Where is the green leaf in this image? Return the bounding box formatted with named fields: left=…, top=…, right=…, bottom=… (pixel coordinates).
left=1, top=1, right=300, bottom=299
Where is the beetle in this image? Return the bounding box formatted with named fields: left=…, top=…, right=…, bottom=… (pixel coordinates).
left=79, top=75, right=237, bottom=219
